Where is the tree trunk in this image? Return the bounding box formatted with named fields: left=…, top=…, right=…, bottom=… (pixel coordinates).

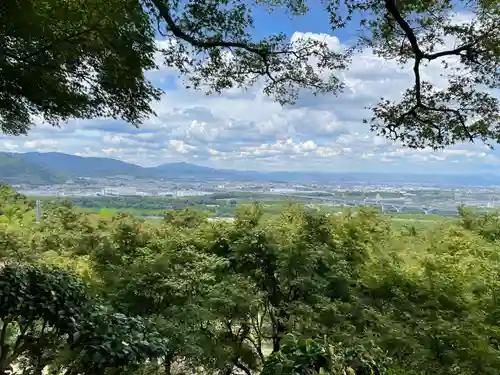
left=33, top=362, right=45, bottom=375
left=164, top=359, right=172, bottom=375
left=272, top=320, right=285, bottom=353
left=0, top=359, right=11, bottom=375
left=164, top=353, right=175, bottom=375
left=272, top=336, right=280, bottom=353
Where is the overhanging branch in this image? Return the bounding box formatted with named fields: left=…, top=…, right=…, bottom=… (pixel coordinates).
left=384, top=0, right=479, bottom=144
left=6, top=27, right=98, bottom=64
left=148, top=0, right=340, bottom=93
left=150, top=0, right=271, bottom=57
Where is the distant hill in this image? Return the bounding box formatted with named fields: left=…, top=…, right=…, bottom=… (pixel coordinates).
left=4, top=152, right=248, bottom=181
left=11, top=152, right=154, bottom=179
left=0, top=153, right=68, bottom=185
left=150, top=161, right=218, bottom=176
left=148, top=162, right=245, bottom=180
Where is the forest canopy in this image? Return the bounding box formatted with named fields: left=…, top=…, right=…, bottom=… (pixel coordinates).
left=2, top=184, right=500, bottom=375
left=1, top=0, right=499, bottom=148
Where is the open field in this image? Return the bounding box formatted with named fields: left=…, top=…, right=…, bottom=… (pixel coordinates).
left=29, top=193, right=465, bottom=230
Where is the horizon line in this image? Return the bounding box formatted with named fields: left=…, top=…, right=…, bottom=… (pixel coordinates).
left=2, top=150, right=496, bottom=177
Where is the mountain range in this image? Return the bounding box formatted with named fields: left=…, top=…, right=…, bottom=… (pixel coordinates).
left=0, top=152, right=222, bottom=184
left=0, top=151, right=498, bottom=187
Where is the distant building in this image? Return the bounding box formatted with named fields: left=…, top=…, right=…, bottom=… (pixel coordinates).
left=175, top=190, right=210, bottom=197
left=270, top=188, right=296, bottom=193
left=101, top=187, right=120, bottom=196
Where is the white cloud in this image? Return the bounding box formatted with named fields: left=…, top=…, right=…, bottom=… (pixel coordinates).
left=23, top=139, right=60, bottom=149
left=3, top=141, right=19, bottom=150
left=168, top=139, right=197, bottom=154
left=1, top=16, right=498, bottom=175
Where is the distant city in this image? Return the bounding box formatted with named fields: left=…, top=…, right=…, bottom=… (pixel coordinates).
left=12, top=176, right=500, bottom=216
left=3, top=151, right=500, bottom=216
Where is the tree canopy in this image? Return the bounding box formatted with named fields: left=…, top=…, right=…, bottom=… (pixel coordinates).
left=2, top=185, right=500, bottom=375
left=1, top=0, right=498, bottom=148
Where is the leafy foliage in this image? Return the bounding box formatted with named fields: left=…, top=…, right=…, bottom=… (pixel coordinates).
left=1, top=0, right=160, bottom=135
left=2, top=184, right=500, bottom=375
left=0, top=265, right=89, bottom=375
left=61, top=307, right=168, bottom=375
left=262, top=334, right=384, bottom=375
left=163, top=207, right=208, bottom=228
left=362, top=0, right=500, bottom=148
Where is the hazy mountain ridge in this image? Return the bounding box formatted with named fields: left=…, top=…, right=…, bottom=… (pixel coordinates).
left=0, top=152, right=233, bottom=184
left=0, top=151, right=498, bottom=186
left=12, top=152, right=153, bottom=179
left=0, top=153, right=69, bottom=185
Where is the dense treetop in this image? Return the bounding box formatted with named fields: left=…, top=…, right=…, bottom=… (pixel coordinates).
left=2, top=184, right=500, bottom=375
left=1, top=0, right=498, bottom=148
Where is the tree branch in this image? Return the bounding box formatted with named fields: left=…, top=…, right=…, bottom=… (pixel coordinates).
left=244, top=335, right=264, bottom=362
left=150, top=0, right=336, bottom=87
left=383, top=0, right=479, bottom=144
left=150, top=0, right=270, bottom=57
left=0, top=320, right=11, bottom=367
left=235, top=361, right=253, bottom=375
left=385, top=0, right=422, bottom=57
left=424, top=44, right=471, bottom=60
left=8, top=27, right=97, bottom=64
left=0, top=323, right=6, bottom=345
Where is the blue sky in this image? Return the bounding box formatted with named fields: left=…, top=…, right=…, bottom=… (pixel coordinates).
left=1, top=4, right=499, bottom=175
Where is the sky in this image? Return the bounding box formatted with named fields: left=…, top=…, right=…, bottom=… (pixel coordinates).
left=1, top=5, right=499, bottom=175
